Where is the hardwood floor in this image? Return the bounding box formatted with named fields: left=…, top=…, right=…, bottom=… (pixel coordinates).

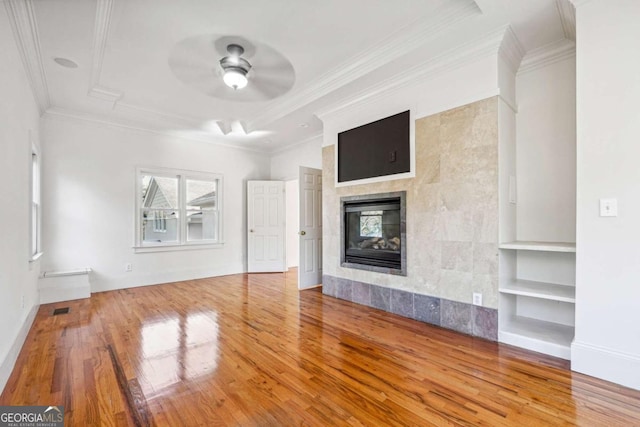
left=2, top=270, right=639, bottom=426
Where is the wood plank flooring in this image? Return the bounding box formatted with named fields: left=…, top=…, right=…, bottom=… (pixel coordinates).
left=2, top=270, right=639, bottom=426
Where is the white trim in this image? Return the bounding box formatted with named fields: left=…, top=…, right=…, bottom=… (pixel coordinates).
left=133, top=242, right=225, bottom=253
left=87, top=0, right=124, bottom=108
left=320, top=90, right=502, bottom=149
left=115, top=102, right=203, bottom=129
left=43, top=107, right=267, bottom=154
left=29, top=252, right=43, bottom=263
left=556, top=0, right=576, bottom=41
left=90, top=265, right=242, bottom=293
left=89, top=0, right=113, bottom=88
left=498, top=93, right=518, bottom=114
left=269, top=132, right=323, bottom=155
left=498, top=26, right=525, bottom=74
left=87, top=85, right=123, bottom=107
left=572, top=341, right=640, bottom=390
left=569, top=0, right=595, bottom=7
left=335, top=171, right=416, bottom=188
left=42, top=268, right=91, bottom=278
left=29, top=135, right=41, bottom=260
left=247, top=0, right=481, bottom=132
left=518, top=38, right=576, bottom=76
left=316, top=25, right=511, bottom=122
left=0, top=303, right=38, bottom=394
left=4, top=0, right=50, bottom=114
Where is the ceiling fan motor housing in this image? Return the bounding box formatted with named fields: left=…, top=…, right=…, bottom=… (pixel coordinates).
left=219, top=43, right=252, bottom=89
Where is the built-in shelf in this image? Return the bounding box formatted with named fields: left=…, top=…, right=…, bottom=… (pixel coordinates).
left=499, top=241, right=576, bottom=253
left=499, top=316, right=574, bottom=360
left=499, top=279, right=575, bottom=303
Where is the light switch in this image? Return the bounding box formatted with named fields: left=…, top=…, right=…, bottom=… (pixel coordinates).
left=600, top=198, right=618, bottom=217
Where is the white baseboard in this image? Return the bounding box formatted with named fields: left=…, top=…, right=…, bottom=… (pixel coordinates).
left=89, top=264, right=245, bottom=293
left=0, top=303, right=39, bottom=394
left=572, top=341, right=640, bottom=391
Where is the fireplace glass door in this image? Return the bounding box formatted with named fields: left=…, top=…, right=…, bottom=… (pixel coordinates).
left=344, top=199, right=401, bottom=269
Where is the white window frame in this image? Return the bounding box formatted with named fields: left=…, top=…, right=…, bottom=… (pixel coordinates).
left=29, top=140, right=42, bottom=262
left=134, top=167, right=224, bottom=253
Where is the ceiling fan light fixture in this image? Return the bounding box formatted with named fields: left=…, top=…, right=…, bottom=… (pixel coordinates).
left=220, top=44, right=252, bottom=90
left=223, top=68, right=248, bottom=90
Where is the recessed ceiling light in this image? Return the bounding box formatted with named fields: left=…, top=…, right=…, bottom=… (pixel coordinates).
left=53, top=57, right=78, bottom=69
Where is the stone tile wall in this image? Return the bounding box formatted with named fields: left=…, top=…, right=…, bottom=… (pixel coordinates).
left=323, top=274, right=498, bottom=341
left=322, top=97, right=499, bottom=340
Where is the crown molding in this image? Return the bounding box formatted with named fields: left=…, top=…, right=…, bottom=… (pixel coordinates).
left=246, top=0, right=481, bottom=133
left=216, top=120, right=232, bottom=135
left=498, top=26, right=526, bottom=74
left=43, top=106, right=267, bottom=154
left=87, top=0, right=123, bottom=106
left=316, top=25, right=509, bottom=121
left=88, top=85, right=123, bottom=108
left=518, top=38, right=575, bottom=75
left=4, top=0, right=50, bottom=114
left=556, top=0, right=576, bottom=41
left=115, top=101, right=202, bottom=128
left=568, top=0, right=594, bottom=6
left=270, top=132, right=323, bottom=155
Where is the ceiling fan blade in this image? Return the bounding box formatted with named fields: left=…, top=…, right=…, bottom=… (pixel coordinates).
left=168, top=33, right=295, bottom=102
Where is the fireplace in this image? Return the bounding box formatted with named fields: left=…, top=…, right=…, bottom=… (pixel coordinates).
left=341, top=192, right=406, bottom=275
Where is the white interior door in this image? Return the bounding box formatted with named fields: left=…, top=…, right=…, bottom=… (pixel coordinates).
left=247, top=180, right=286, bottom=273
left=298, top=167, right=322, bottom=289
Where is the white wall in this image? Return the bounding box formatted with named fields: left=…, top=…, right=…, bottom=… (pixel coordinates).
left=271, top=136, right=322, bottom=269
left=41, top=116, right=270, bottom=292
left=572, top=0, right=640, bottom=390
left=0, top=7, right=42, bottom=392
left=285, top=180, right=299, bottom=268
left=270, top=135, right=322, bottom=180
left=516, top=56, right=576, bottom=242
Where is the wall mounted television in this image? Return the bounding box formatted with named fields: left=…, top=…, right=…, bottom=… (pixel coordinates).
left=337, top=110, right=410, bottom=183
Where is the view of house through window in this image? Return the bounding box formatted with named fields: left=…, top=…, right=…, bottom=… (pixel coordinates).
left=138, top=169, right=222, bottom=247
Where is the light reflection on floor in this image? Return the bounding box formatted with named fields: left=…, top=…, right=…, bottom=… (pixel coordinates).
left=139, top=310, right=219, bottom=396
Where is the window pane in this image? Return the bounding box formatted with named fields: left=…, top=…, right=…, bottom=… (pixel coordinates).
left=32, top=202, right=38, bottom=255
left=187, top=210, right=218, bottom=241
left=186, top=179, right=217, bottom=210
left=32, top=153, right=39, bottom=202
left=142, top=210, right=179, bottom=243
left=141, top=175, right=179, bottom=209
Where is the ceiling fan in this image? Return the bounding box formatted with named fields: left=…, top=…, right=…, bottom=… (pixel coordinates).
left=168, top=35, right=295, bottom=102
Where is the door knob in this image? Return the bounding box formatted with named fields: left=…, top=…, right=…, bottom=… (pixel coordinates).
left=299, top=231, right=306, bottom=236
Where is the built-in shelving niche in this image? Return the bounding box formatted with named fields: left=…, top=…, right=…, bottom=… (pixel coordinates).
left=498, top=243, right=576, bottom=360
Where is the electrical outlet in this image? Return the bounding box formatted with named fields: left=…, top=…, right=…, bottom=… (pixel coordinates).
left=472, top=292, right=482, bottom=306
left=125, top=263, right=132, bottom=272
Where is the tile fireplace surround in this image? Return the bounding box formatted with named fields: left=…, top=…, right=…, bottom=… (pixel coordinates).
left=323, top=97, right=499, bottom=341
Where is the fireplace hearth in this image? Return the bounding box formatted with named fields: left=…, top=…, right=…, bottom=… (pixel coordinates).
left=341, top=192, right=406, bottom=275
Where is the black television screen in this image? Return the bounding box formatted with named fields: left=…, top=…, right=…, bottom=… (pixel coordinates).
left=337, top=110, right=410, bottom=183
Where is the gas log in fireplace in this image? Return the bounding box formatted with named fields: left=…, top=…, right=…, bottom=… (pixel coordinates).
left=341, top=191, right=406, bottom=275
